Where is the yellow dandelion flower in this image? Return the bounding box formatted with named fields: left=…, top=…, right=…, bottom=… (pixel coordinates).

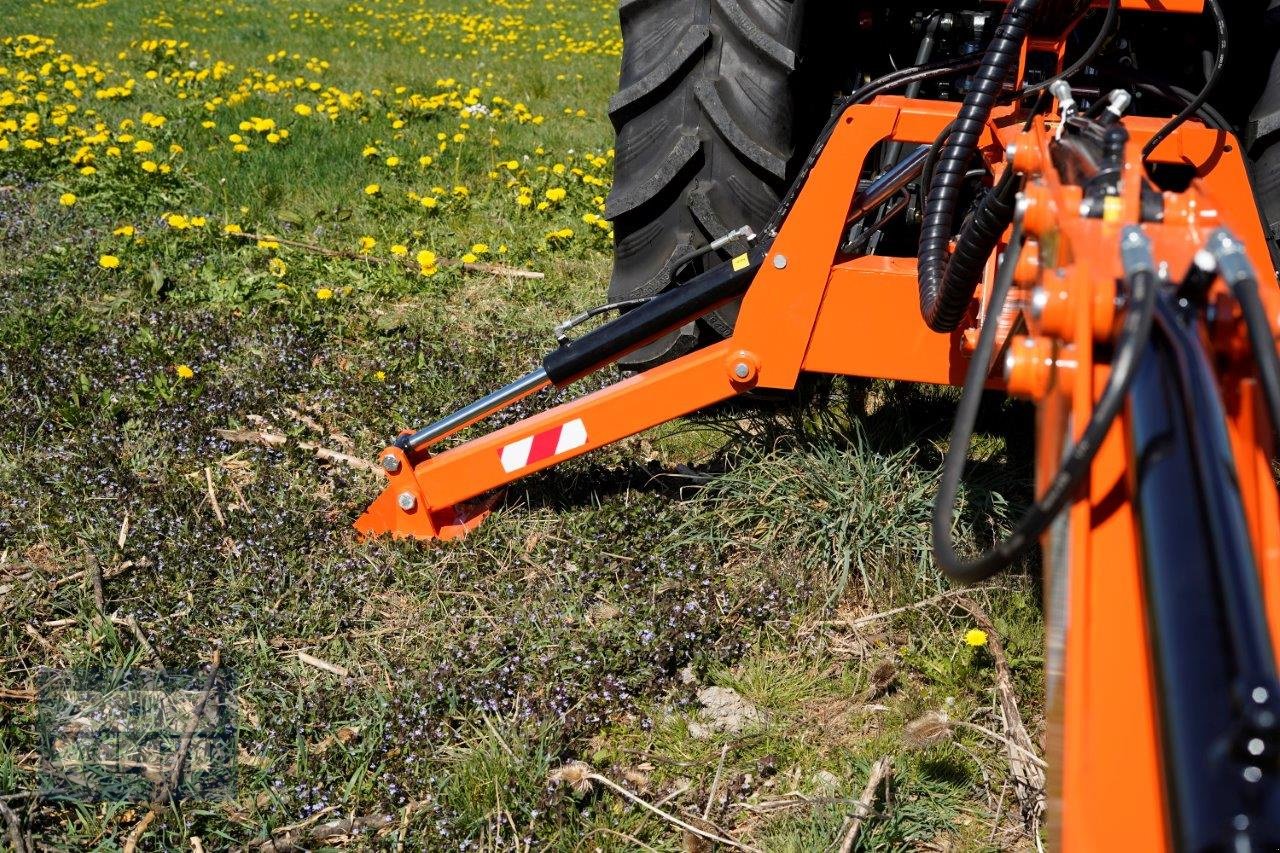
left=357, top=236, right=376, bottom=253
left=364, top=183, right=381, bottom=196
left=420, top=196, right=438, bottom=209
left=268, top=257, right=288, bottom=277
left=175, top=364, right=195, bottom=379
left=461, top=252, right=478, bottom=264
left=98, top=254, right=120, bottom=269
left=415, top=249, right=438, bottom=275
left=59, top=192, right=77, bottom=207
left=471, top=243, right=489, bottom=254
left=315, top=287, right=333, bottom=300
left=390, top=244, right=408, bottom=256
left=373, top=370, right=386, bottom=381
left=223, top=223, right=242, bottom=235
left=112, top=224, right=135, bottom=237
left=141, top=160, right=157, bottom=173
left=546, top=187, right=566, bottom=202
left=964, top=629, right=988, bottom=648
left=418, top=155, right=433, bottom=167
left=166, top=214, right=190, bottom=230
left=133, top=139, right=154, bottom=154
left=293, top=103, right=312, bottom=116
left=385, top=155, right=400, bottom=167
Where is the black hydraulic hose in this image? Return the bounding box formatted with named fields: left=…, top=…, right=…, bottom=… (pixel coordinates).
left=918, top=0, right=1041, bottom=333
left=933, top=227, right=1159, bottom=583
left=1142, top=0, right=1227, bottom=158
left=1208, top=234, right=1280, bottom=449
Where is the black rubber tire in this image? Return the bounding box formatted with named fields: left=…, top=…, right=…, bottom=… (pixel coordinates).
left=605, top=0, right=825, bottom=370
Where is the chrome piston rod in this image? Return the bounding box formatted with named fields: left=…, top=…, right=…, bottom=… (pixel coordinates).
left=396, top=367, right=549, bottom=451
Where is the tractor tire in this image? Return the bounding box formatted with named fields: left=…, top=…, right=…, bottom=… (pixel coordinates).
left=606, top=0, right=826, bottom=370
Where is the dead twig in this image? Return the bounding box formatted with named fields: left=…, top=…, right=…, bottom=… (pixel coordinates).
left=836, top=756, right=892, bottom=853
left=294, top=651, right=349, bottom=678
left=215, top=428, right=381, bottom=475
left=124, top=650, right=222, bottom=851
left=956, top=597, right=1046, bottom=827
left=226, top=231, right=543, bottom=279
left=86, top=549, right=106, bottom=614
left=155, top=650, right=222, bottom=804
left=549, top=763, right=760, bottom=852
left=821, top=585, right=1002, bottom=631
left=255, top=809, right=399, bottom=851
left=0, top=799, right=28, bottom=853
left=204, top=467, right=226, bottom=527
left=119, top=616, right=167, bottom=674
left=121, top=808, right=157, bottom=853
left=704, top=743, right=729, bottom=819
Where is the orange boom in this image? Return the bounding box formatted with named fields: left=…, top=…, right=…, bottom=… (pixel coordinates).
left=359, top=0, right=1280, bottom=847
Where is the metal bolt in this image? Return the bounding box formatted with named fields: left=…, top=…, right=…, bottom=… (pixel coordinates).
left=734, top=362, right=750, bottom=379
left=381, top=454, right=401, bottom=474
left=397, top=491, right=417, bottom=511
left=1030, top=288, right=1048, bottom=321
left=773, top=254, right=788, bottom=269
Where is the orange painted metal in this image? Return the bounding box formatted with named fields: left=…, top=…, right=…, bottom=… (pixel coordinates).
left=356, top=91, right=1280, bottom=850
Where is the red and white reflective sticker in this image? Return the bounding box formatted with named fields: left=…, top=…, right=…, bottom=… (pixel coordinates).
left=498, top=418, right=588, bottom=473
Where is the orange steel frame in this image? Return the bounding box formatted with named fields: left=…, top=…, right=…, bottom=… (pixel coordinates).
left=355, top=6, right=1280, bottom=842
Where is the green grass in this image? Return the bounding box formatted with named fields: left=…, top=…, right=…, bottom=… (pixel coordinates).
left=1, top=0, right=1043, bottom=849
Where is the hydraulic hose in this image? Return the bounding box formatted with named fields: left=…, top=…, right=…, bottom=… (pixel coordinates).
left=917, top=0, right=1041, bottom=332
left=933, top=225, right=1158, bottom=583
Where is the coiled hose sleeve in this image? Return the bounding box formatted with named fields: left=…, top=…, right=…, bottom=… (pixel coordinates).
left=917, top=0, right=1040, bottom=332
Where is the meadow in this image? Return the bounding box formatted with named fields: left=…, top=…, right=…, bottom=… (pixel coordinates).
left=0, top=0, right=1043, bottom=849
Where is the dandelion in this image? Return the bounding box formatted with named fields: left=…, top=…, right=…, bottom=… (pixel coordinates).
left=385, top=155, right=400, bottom=167
left=112, top=225, right=135, bottom=237
left=141, top=160, right=158, bottom=173
left=416, top=249, right=438, bottom=275
left=98, top=254, right=120, bottom=269
left=471, top=243, right=489, bottom=254
left=390, top=244, right=408, bottom=256
left=175, top=364, right=195, bottom=379
left=133, top=139, right=154, bottom=154
left=257, top=238, right=280, bottom=250
left=59, top=192, right=77, bottom=207
left=364, top=183, right=381, bottom=196
left=373, top=370, right=386, bottom=381
left=294, top=103, right=313, bottom=116
left=418, top=155, right=433, bottom=167
left=223, top=223, right=242, bottom=234
left=420, top=196, right=438, bottom=209
left=964, top=629, right=988, bottom=647
left=357, top=236, right=376, bottom=253
left=546, top=187, right=566, bottom=202
left=461, top=252, right=478, bottom=263
left=316, top=287, right=333, bottom=300
left=268, top=257, right=288, bottom=277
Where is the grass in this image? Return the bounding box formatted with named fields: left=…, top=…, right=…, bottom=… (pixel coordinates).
left=1, top=0, right=1043, bottom=849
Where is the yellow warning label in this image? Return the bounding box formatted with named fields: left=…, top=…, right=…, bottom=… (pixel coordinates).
left=1103, top=195, right=1124, bottom=223
left=731, top=253, right=750, bottom=272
